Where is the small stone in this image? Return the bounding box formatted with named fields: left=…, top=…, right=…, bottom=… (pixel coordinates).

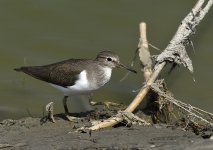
left=150, top=144, right=156, bottom=148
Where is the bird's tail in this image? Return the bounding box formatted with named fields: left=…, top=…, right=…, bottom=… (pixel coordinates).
left=13, top=66, right=50, bottom=82
left=14, top=68, right=22, bottom=72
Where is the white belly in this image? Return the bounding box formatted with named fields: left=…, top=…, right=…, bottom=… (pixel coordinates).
left=50, top=70, right=107, bottom=96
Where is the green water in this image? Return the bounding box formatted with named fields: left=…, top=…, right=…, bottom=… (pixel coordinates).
left=0, top=0, right=212, bottom=120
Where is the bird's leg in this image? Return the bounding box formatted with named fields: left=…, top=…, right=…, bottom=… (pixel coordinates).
left=63, top=96, right=69, bottom=114
left=62, top=96, right=77, bottom=121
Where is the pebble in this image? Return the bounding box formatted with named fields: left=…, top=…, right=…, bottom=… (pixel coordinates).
left=150, top=144, right=156, bottom=148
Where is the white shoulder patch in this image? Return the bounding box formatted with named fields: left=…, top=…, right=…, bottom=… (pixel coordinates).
left=102, top=67, right=112, bottom=80
left=74, top=70, right=89, bottom=89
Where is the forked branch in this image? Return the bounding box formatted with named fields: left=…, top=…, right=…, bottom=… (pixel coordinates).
left=89, top=0, right=213, bottom=131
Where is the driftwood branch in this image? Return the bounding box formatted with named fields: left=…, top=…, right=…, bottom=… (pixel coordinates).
left=156, top=0, right=212, bottom=73
left=89, top=0, right=213, bottom=131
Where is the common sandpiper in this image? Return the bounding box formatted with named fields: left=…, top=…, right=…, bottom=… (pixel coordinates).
left=14, top=51, right=137, bottom=120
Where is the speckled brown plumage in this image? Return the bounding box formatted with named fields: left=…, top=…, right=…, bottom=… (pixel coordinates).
left=14, top=59, right=93, bottom=88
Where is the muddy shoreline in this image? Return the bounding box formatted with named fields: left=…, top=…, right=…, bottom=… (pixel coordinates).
left=0, top=114, right=212, bottom=150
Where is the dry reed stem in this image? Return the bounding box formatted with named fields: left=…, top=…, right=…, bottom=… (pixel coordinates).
left=138, top=22, right=152, bottom=81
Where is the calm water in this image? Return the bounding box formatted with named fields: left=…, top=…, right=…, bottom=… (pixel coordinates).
left=0, top=0, right=212, bottom=120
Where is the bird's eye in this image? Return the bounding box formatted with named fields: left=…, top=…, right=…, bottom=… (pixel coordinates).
left=107, top=57, right=112, bottom=61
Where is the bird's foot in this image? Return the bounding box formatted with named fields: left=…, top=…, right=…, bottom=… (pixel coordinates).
left=90, top=101, right=121, bottom=109
left=65, top=114, right=80, bottom=122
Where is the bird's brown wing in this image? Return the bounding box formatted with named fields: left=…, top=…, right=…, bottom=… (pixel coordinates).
left=14, top=59, right=86, bottom=87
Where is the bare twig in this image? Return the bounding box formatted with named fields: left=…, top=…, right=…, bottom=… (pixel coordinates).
left=0, top=144, right=12, bottom=149
left=89, top=111, right=150, bottom=131
left=40, top=102, right=55, bottom=124
left=118, top=111, right=150, bottom=126
left=46, top=102, right=55, bottom=123
left=148, top=43, right=161, bottom=51
left=0, top=143, right=27, bottom=149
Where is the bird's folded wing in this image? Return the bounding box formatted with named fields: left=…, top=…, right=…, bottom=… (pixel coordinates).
left=15, top=63, right=81, bottom=88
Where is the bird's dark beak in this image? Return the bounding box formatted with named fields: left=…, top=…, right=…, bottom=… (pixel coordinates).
left=118, top=62, right=137, bottom=74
